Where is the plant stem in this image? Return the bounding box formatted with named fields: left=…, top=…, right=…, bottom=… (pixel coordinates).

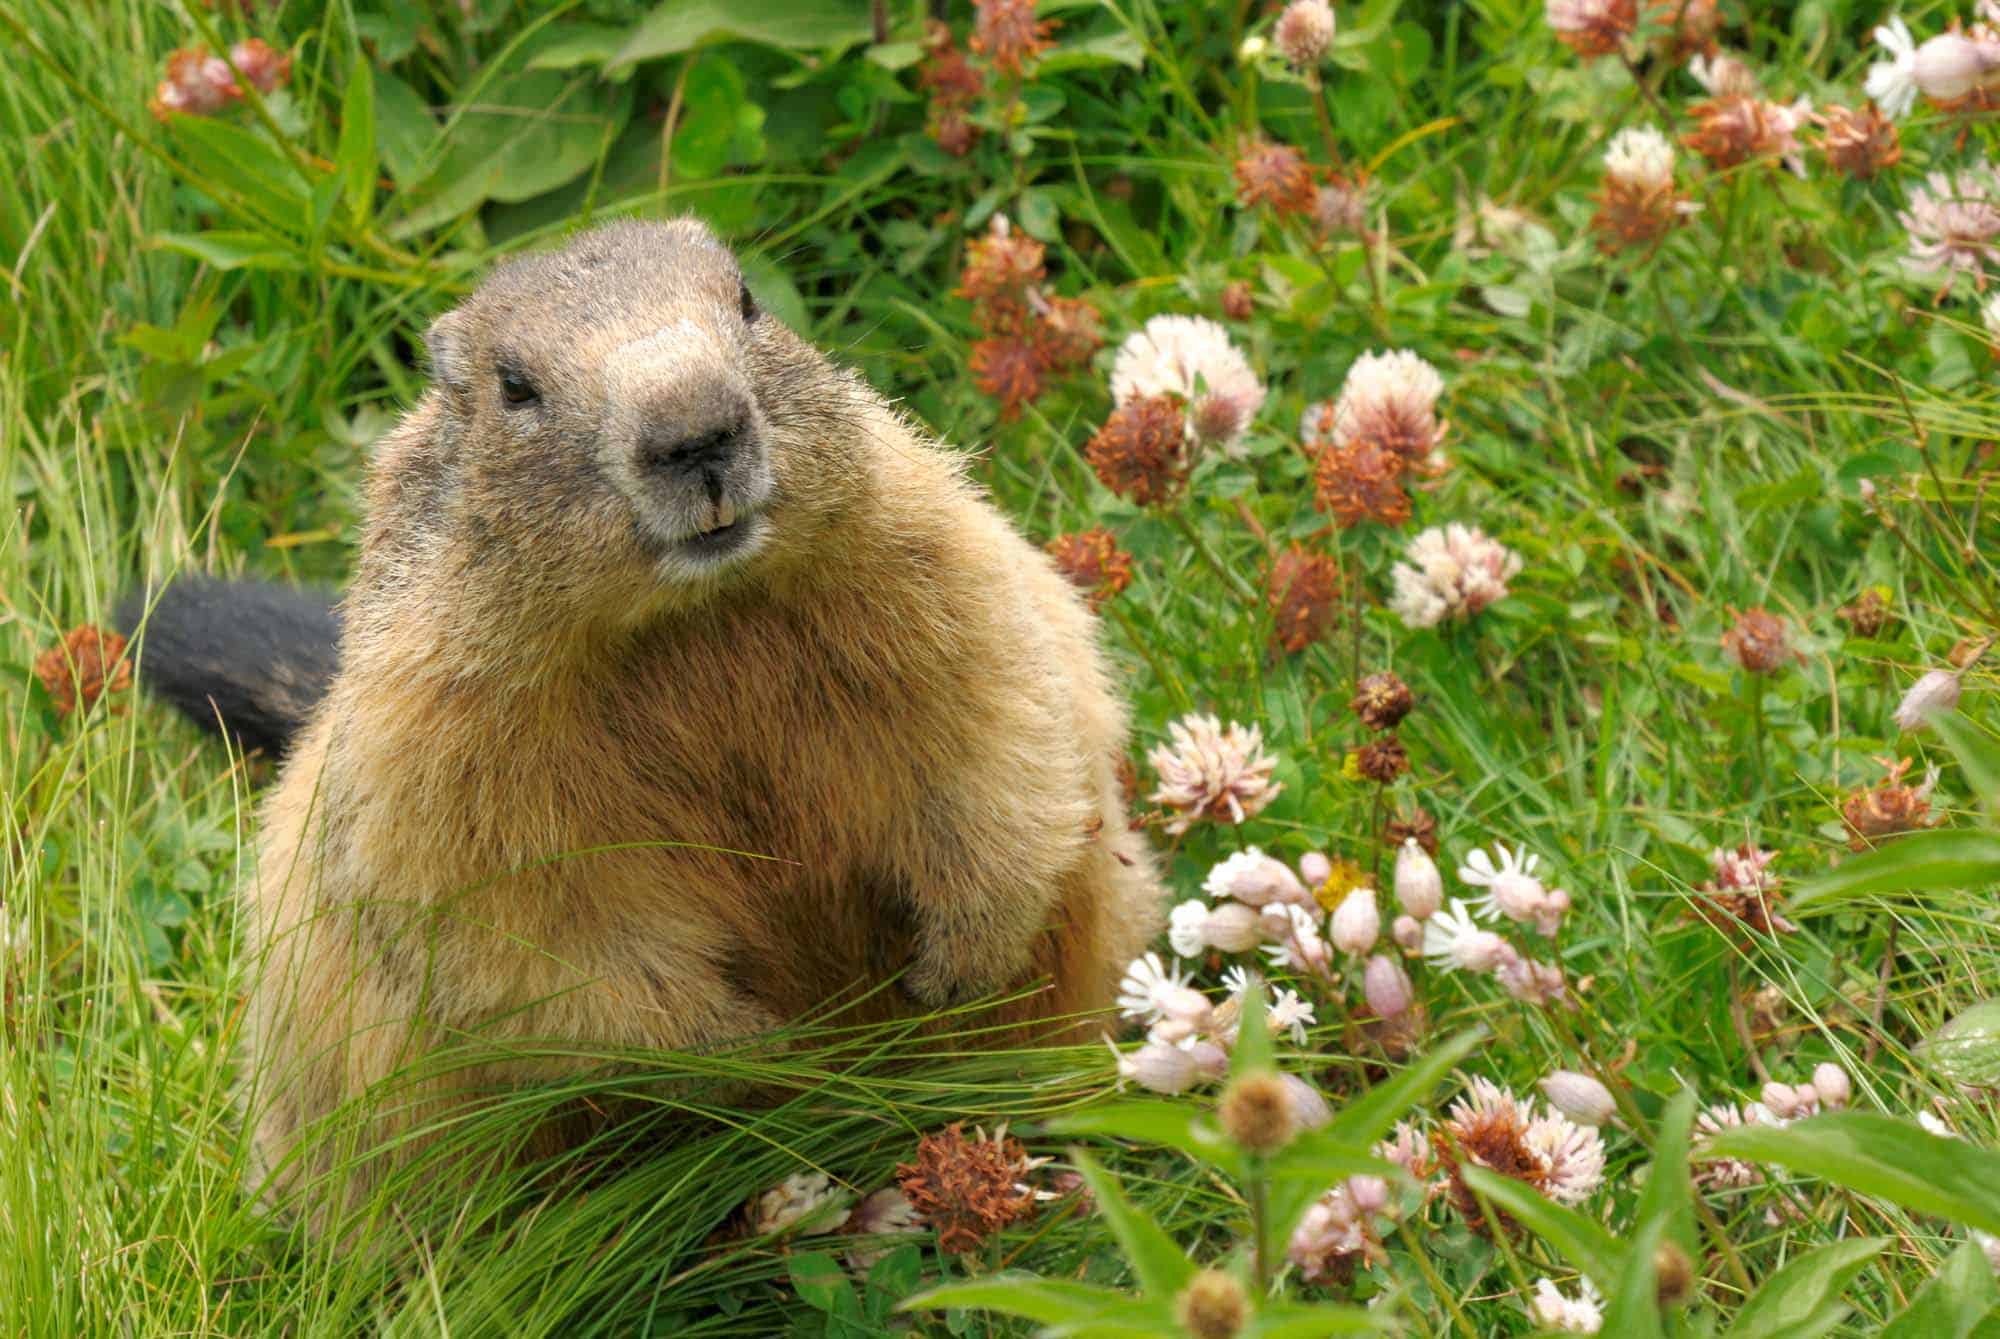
left=1164, top=506, right=1259, bottom=606
left=1396, top=1219, right=1478, bottom=1339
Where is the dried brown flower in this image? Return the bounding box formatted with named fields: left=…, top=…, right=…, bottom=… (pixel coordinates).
left=1842, top=756, right=1939, bottom=850
left=148, top=47, right=235, bottom=120
left=971, top=0, right=1056, bottom=77
left=1219, top=1072, right=1297, bottom=1154
left=895, top=1122, right=1043, bottom=1254
left=1689, top=843, right=1796, bottom=941
left=1433, top=1079, right=1604, bottom=1235
left=1219, top=280, right=1255, bottom=321
left=1384, top=804, right=1438, bottom=853
left=957, top=218, right=1047, bottom=316
left=1683, top=96, right=1808, bottom=170
left=919, top=21, right=985, bottom=106
left=1086, top=394, right=1188, bottom=505
left=1030, top=295, right=1102, bottom=371
left=1234, top=138, right=1319, bottom=217
left=1547, top=0, right=1639, bottom=58
left=34, top=626, right=131, bottom=716
left=970, top=337, right=1044, bottom=420
left=1836, top=587, right=1892, bottom=638
left=1266, top=546, right=1340, bottom=654
left=1046, top=529, right=1134, bottom=608
left=1648, top=0, right=1721, bottom=60
left=1815, top=103, right=1901, bottom=180
left=1592, top=177, right=1685, bottom=253
left=1351, top=671, right=1414, bottom=731
left=225, top=38, right=291, bottom=95
left=1314, top=438, right=1413, bottom=528
left=1654, top=1240, right=1696, bottom=1307
left=932, top=112, right=979, bottom=157
left=1354, top=735, right=1409, bottom=784
left=1722, top=607, right=1799, bottom=673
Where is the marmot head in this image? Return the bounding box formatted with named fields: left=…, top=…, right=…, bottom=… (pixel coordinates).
left=375, top=219, right=873, bottom=644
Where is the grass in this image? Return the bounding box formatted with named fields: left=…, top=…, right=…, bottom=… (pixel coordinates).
left=5, top=0, right=2000, bottom=1333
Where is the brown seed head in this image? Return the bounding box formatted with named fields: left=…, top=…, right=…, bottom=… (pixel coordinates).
left=1086, top=395, right=1188, bottom=505
left=1548, top=0, right=1639, bottom=58
left=34, top=626, right=132, bottom=717
left=895, top=1122, right=1041, bottom=1255
left=1648, top=0, right=1720, bottom=60
left=1384, top=804, right=1438, bottom=853
left=1721, top=607, right=1799, bottom=674
left=1835, top=587, right=1892, bottom=638
left=970, top=337, right=1045, bottom=420
left=1842, top=756, right=1939, bottom=850
left=919, top=20, right=985, bottom=107
left=1046, top=528, right=1135, bottom=608
left=1266, top=545, right=1340, bottom=654
left=1219, top=280, right=1255, bottom=322
left=1354, top=734, right=1410, bottom=784
left=957, top=219, right=1047, bottom=315
left=1030, top=295, right=1102, bottom=371
left=1682, top=96, right=1803, bottom=170
left=1591, top=176, right=1685, bottom=252
left=1219, top=1071, right=1298, bottom=1154
left=1233, top=138, right=1319, bottom=217
left=1176, top=1269, right=1249, bottom=1339
left=1351, top=671, right=1414, bottom=731
left=1815, top=103, right=1901, bottom=180
left=1314, top=438, right=1413, bottom=529
left=971, top=0, right=1057, bottom=75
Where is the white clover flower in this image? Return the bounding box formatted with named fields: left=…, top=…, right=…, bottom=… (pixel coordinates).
left=1388, top=523, right=1522, bottom=629
left=1530, top=1277, right=1605, bottom=1333
left=1602, top=125, right=1677, bottom=194
left=1688, top=52, right=1756, bottom=97
left=1330, top=349, right=1447, bottom=463
left=1901, top=166, right=2000, bottom=289
left=1148, top=713, right=1283, bottom=834
left=1459, top=842, right=1553, bottom=926
left=1867, top=17, right=1919, bottom=118
left=751, top=1172, right=853, bottom=1236
left=1694, top=1101, right=1772, bottom=1188
left=1109, top=314, right=1266, bottom=456
left=1274, top=0, right=1336, bottom=68
left=1422, top=899, right=1512, bottom=973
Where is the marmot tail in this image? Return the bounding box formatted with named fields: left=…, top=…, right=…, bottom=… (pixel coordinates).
left=116, top=578, right=340, bottom=757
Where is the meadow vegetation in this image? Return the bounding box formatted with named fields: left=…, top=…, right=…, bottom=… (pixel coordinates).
left=7, top=0, right=2000, bottom=1333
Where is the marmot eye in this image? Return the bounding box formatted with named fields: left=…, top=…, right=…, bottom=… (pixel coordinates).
left=739, top=277, right=759, bottom=324
left=498, top=370, right=540, bottom=406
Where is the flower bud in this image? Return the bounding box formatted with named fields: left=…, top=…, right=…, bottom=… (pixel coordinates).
left=1330, top=886, right=1382, bottom=955
left=1204, top=901, right=1263, bottom=953
left=1811, top=1062, right=1851, bottom=1110
left=1220, top=1071, right=1298, bottom=1154
left=1363, top=953, right=1413, bottom=1019
left=1893, top=669, right=1962, bottom=733
left=1177, top=1269, right=1249, bottom=1339
left=1298, top=850, right=1333, bottom=889
left=1760, top=1080, right=1817, bottom=1120
left=1237, top=34, right=1268, bottom=61
left=1391, top=914, right=1424, bottom=953
left=1538, top=1070, right=1616, bottom=1126
left=1394, top=838, right=1444, bottom=919
left=1346, top=1173, right=1390, bottom=1216
left=1117, top=1038, right=1200, bottom=1094
left=1279, top=1073, right=1333, bottom=1130
left=1914, top=32, right=1986, bottom=101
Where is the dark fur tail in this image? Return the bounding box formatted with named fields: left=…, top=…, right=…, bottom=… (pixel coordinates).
left=116, top=578, right=341, bottom=757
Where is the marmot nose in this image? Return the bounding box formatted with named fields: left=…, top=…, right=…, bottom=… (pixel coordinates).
left=637, top=413, right=747, bottom=478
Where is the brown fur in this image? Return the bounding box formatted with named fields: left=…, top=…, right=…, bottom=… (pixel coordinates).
left=241, top=220, right=1162, bottom=1218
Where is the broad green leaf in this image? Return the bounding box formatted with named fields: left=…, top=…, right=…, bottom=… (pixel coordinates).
left=1249, top=1300, right=1397, bottom=1335
left=1231, top=975, right=1275, bottom=1079
left=1922, top=999, right=2000, bottom=1088
left=1881, top=1240, right=2000, bottom=1339
left=1601, top=1215, right=1667, bottom=1339
left=788, top=1252, right=860, bottom=1320
left=164, top=116, right=310, bottom=235
left=612, top=0, right=874, bottom=69
left=372, top=71, right=437, bottom=189
left=1705, top=1113, right=2000, bottom=1235
left=670, top=58, right=763, bottom=181
left=1635, top=1091, right=1699, bottom=1259
left=1049, top=1100, right=1245, bottom=1182
left=1932, top=710, right=2000, bottom=815
left=900, top=1274, right=1163, bottom=1328
left=524, top=23, right=628, bottom=70
left=152, top=231, right=303, bottom=273
left=1723, top=1236, right=1885, bottom=1339
left=1037, top=30, right=1147, bottom=74
left=1460, top=1166, right=1624, bottom=1293
left=1791, top=829, right=2000, bottom=911
left=1321, top=1027, right=1487, bottom=1148
left=1069, top=1149, right=1195, bottom=1298
left=336, top=60, right=376, bottom=227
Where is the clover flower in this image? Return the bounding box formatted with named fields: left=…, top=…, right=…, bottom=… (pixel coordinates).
left=1314, top=439, right=1414, bottom=529
left=1045, top=529, right=1134, bottom=609
left=1275, top=0, right=1336, bottom=68
left=1693, top=1101, right=1773, bottom=1189
left=1901, top=167, right=2000, bottom=292
left=1266, top=546, right=1341, bottom=653
left=1545, top=0, right=1637, bottom=58
left=1814, top=103, right=1901, bottom=180
left=34, top=625, right=132, bottom=716
left=1388, top=524, right=1522, bottom=628
left=1842, top=756, right=1941, bottom=849
left=1722, top=606, right=1800, bottom=673
left=895, top=1122, right=1047, bottom=1254
left=1147, top=713, right=1282, bottom=833
left=751, top=1172, right=852, bottom=1236
left=1234, top=137, right=1319, bottom=216
left=970, top=0, right=1056, bottom=75
left=1109, top=315, right=1266, bottom=456
left=1530, top=1278, right=1605, bottom=1333
left=1683, top=94, right=1812, bottom=172
left=1435, top=1078, right=1607, bottom=1232
left=1329, top=349, right=1448, bottom=467
left=1086, top=395, right=1188, bottom=503
left=1594, top=126, right=1693, bottom=251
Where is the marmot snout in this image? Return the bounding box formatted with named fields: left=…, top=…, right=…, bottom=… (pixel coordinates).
left=129, top=217, right=1165, bottom=1225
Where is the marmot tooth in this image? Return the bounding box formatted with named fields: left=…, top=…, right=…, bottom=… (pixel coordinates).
left=715, top=498, right=736, bottom=529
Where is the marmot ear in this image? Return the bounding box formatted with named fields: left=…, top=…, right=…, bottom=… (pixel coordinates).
left=424, top=309, right=472, bottom=397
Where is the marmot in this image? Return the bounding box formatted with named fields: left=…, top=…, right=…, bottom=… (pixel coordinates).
left=123, top=219, right=1163, bottom=1217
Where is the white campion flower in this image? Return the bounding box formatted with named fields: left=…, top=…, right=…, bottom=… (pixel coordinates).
left=1109, top=314, right=1267, bottom=456
left=1388, top=523, right=1522, bottom=629
left=1268, top=987, right=1318, bottom=1043
left=1894, top=668, right=1963, bottom=732
left=1602, top=126, right=1677, bottom=194
left=1866, top=16, right=1919, bottom=119
left=1394, top=839, right=1443, bottom=920
left=1810, top=1062, right=1852, bottom=1110
left=1459, top=842, right=1556, bottom=926
left=1422, top=899, right=1513, bottom=973
left=1363, top=953, right=1414, bottom=1019
left=1913, top=31, right=2000, bottom=102
left=1530, top=1277, right=1605, bottom=1333
left=1539, top=1071, right=1617, bottom=1127
left=1203, top=847, right=1312, bottom=907
left=1110, top=1034, right=1205, bottom=1094
left=1262, top=902, right=1332, bottom=973
left=1328, top=885, right=1382, bottom=955
left=1116, top=952, right=1210, bottom=1029
left=1688, top=52, right=1756, bottom=98
left=1148, top=714, right=1283, bottom=834
left=1169, top=898, right=1262, bottom=956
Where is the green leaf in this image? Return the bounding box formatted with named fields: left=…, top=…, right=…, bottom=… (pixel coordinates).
left=164, top=116, right=310, bottom=235
left=151, top=231, right=304, bottom=273
left=1249, top=1300, right=1397, bottom=1335
left=1231, top=975, right=1275, bottom=1080
left=612, top=0, right=874, bottom=69
left=1790, top=829, right=2000, bottom=912
left=1882, top=1240, right=2000, bottom=1339
left=788, top=1252, right=860, bottom=1320
left=1723, top=1237, right=1886, bottom=1339
left=372, top=71, right=437, bottom=189
left=1459, top=1166, right=1625, bottom=1293
left=1932, top=710, right=2000, bottom=816
left=336, top=60, right=376, bottom=227
left=1036, top=30, right=1147, bottom=73
left=1600, top=1215, right=1667, bottom=1339
left=1049, top=1101, right=1245, bottom=1182
left=1635, top=1091, right=1699, bottom=1259
left=670, top=58, right=763, bottom=181
left=1321, top=1027, right=1487, bottom=1148
left=900, top=1275, right=1163, bottom=1328
left=524, top=23, right=629, bottom=70
left=1705, top=1113, right=2000, bottom=1235
left=1920, top=1000, right=2000, bottom=1089
left=1069, top=1149, right=1195, bottom=1299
